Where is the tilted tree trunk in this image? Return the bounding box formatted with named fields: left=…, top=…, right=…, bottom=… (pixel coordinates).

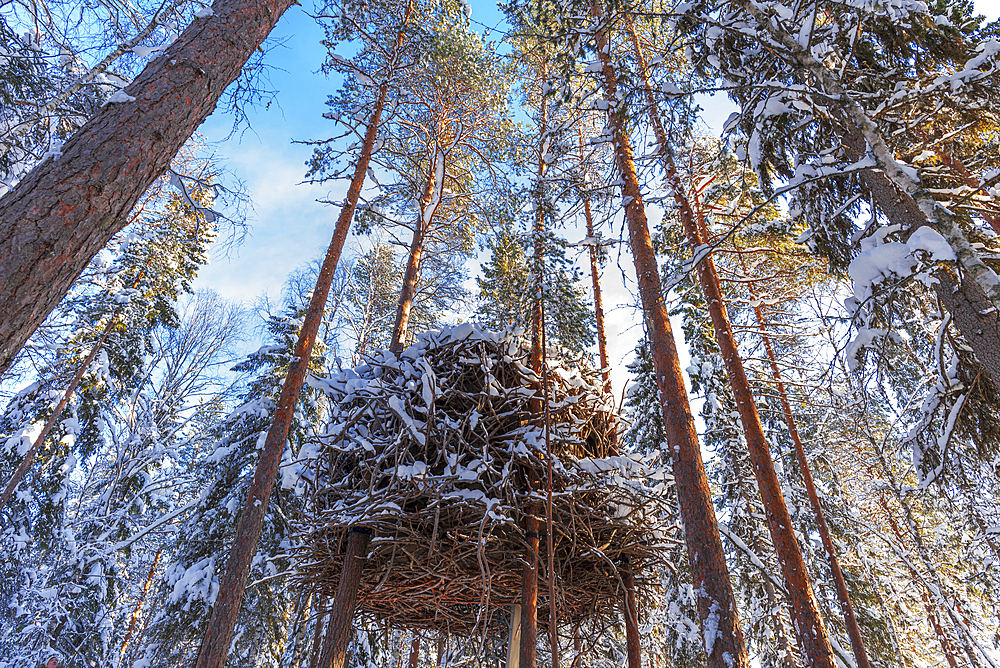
left=625, top=20, right=836, bottom=668
left=0, top=316, right=114, bottom=512
left=0, top=0, right=301, bottom=378
left=843, top=131, right=1000, bottom=386
left=118, top=549, right=163, bottom=668
left=742, top=269, right=871, bottom=668
left=194, top=68, right=393, bottom=668
left=317, top=528, right=374, bottom=668
left=590, top=3, right=749, bottom=666
left=389, top=150, right=442, bottom=353
left=307, top=596, right=329, bottom=668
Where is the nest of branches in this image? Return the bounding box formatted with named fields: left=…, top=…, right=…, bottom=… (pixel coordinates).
left=293, top=325, right=678, bottom=634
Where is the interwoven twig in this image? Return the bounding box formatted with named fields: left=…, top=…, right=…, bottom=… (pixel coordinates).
left=292, top=326, right=678, bottom=633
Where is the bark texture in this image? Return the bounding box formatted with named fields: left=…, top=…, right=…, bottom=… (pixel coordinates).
left=194, top=80, right=389, bottom=668
left=591, top=4, right=749, bottom=666
left=519, top=511, right=540, bottom=668
left=678, top=174, right=835, bottom=668
left=317, top=529, right=374, bottom=668
left=0, top=0, right=297, bottom=377
left=850, top=142, right=1000, bottom=385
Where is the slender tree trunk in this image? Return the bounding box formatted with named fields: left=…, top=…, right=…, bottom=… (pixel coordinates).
left=743, top=273, right=871, bottom=668
left=307, top=597, right=329, bottom=668
left=0, top=0, right=304, bottom=377
left=436, top=634, right=446, bottom=668
left=520, top=511, right=540, bottom=668
left=118, top=548, right=163, bottom=668
left=317, top=528, right=373, bottom=668
left=576, top=128, right=611, bottom=396
left=1, top=316, right=115, bottom=512
left=746, top=519, right=798, bottom=668
left=624, top=18, right=835, bottom=668
left=408, top=633, right=420, bottom=668
left=389, top=156, right=439, bottom=353
left=590, top=4, right=749, bottom=666
left=194, top=61, right=393, bottom=668
left=621, top=565, right=641, bottom=668
left=521, top=67, right=550, bottom=668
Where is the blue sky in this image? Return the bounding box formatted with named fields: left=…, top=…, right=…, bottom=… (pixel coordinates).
left=191, top=0, right=1000, bottom=398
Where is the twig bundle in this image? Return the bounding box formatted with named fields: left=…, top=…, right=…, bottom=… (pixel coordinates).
left=293, top=325, right=677, bottom=633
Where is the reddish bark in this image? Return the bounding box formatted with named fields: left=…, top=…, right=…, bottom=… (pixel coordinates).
left=408, top=633, right=421, bottom=668
left=625, top=19, right=835, bottom=668
left=520, top=511, right=540, bottom=668
left=389, top=166, right=438, bottom=353
left=317, top=528, right=374, bottom=668
left=520, top=73, right=549, bottom=668
left=307, top=597, right=329, bottom=668
left=194, top=71, right=390, bottom=668
left=746, top=287, right=871, bottom=668
left=621, top=566, right=641, bottom=668
left=0, top=0, right=299, bottom=378
left=576, top=128, right=611, bottom=396
left=591, top=4, right=749, bottom=666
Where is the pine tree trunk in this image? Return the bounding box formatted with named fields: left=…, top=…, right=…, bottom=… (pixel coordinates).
left=317, top=528, right=373, bottom=668
left=576, top=128, right=611, bottom=396
left=0, top=0, right=300, bottom=378
left=745, top=284, right=871, bottom=668
left=194, top=71, right=391, bottom=668
left=621, top=565, right=641, bottom=668
left=590, top=4, right=749, bottom=666
left=389, top=158, right=439, bottom=353
left=520, top=511, right=540, bottom=668
left=520, top=72, right=550, bottom=668
left=307, top=597, right=328, bottom=668
left=624, top=18, right=836, bottom=668
left=844, top=131, right=1000, bottom=386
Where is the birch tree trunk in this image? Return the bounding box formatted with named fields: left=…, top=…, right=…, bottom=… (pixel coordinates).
left=590, top=3, right=749, bottom=666
left=0, top=0, right=298, bottom=377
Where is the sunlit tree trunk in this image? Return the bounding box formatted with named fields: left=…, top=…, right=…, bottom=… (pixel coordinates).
left=389, top=148, right=442, bottom=353
left=590, top=3, right=749, bottom=666
left=576, top=128, right=611, bottom=396
left=739, top=254, right=870, bottom=668
left=194, top=45, right=397, bottom=667
left=118, top=549, right=163, bottom=668
left=624, top=17, right=835, bottom=668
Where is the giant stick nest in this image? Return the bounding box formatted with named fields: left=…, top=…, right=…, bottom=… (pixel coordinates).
left=293, top=325, right=679, bottom=633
